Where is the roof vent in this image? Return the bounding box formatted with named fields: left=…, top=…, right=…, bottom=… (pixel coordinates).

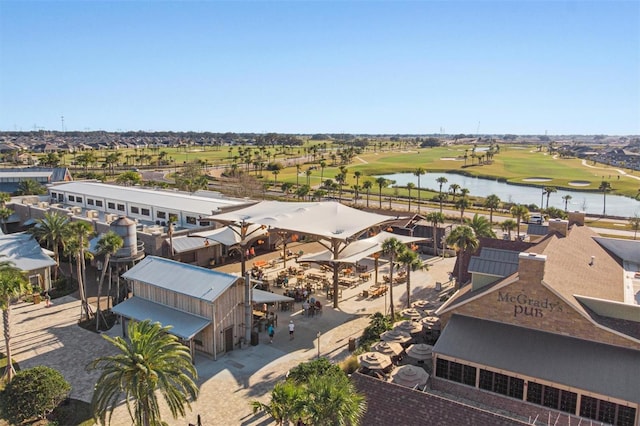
left=589, top=256, right=595, bottom=266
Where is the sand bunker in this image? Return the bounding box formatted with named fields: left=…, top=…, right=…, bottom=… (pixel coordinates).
left=440, top=157, right=462, bottom=161
left=569, top=180, right=591, bottom=187
left=522, top=177, right=552, bottom=182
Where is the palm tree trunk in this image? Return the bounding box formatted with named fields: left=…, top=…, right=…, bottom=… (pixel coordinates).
left=406, top=271, right=411, bottom=308
left=388, top=255, right=395, bottom=319
left=96, top=254, right=110, bottom=331
left=3, top=303, right=16, bottom=382
left=76, top=255, right=89, bottom=321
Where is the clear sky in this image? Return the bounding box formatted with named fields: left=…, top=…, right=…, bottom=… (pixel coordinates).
left=0, top=1, right=638, bottom=135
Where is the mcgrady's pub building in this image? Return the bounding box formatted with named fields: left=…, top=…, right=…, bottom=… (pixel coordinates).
left=433, top=212, right=640, bottom=426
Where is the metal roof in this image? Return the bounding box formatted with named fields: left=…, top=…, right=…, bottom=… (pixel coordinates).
left=122, top=256, right=239, bottom=301
left=111, top=297, right=211, bottom=340
left=468, top=257, right=518, bottom=277
left=0, top=171, right=52, bottom=179
left=169, top=235, right=218, bottom=254
left=252, top=289, right=294, bottom=304
left=477, top=247, right=520, bottom=263
left=527, top=224, right=549, bottom=236
left=434, top=315, right=640, bottom=403
left=0, top=232, right=56, bottom=271
left=50, top=182, right=250, bottom=215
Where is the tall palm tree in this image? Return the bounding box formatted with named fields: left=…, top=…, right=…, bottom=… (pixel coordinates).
left=425, top=211, right=445, bottom=255
left=375, top=177, right=388, bottom=209
left=446, top=225, right=479, bottom=289
left=29, top=212, right=70, bottom=280
left=251, top=381, right=305, bottom=425
left=95, top=231, right=123, bottom=332
left=381, top=237, right=404, bottom=319
left=363, top=181, right=373, bottom=208
left=466, top=213, right=496, bottom=238
left=89, top=320, right=199, bottom=426
left=303, top=374, right=366, bottom=426
left=599, top=180, right=612, bottom=216
left=0, top=261, right=30, bottom=382
left=16, top=179, right=46, bottom=195
left=319, top=160, right=327, bottom=183
left=406, top=183, right=415, bottom=212
left=501, top=219, right=517, bottom=240
left=629, top=214, right=640, bottom=240
left=484, top=194, right=501, bottom=224
left=449, top=183, right=461, bottom=201
left=436, top=176, right=448, bottom=213
left=353, top=171, right=361, bottom=192
left=455, top=196, right=470, bottom=223
left=397, top=247, right=423, bottom=308
left=510, top=204, right=530, bottom=239
left=544, top=186, right=557, bottom=209
left=413, top=168, right=425, bottom=214
left=562, top=194, right=572, bottom=212
left=66, top=221, right=94, bottom=321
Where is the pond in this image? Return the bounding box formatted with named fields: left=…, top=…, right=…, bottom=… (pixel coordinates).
left=378, top=172, right=640, bottom=218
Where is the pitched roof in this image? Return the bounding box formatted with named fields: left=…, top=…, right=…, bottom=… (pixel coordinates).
left=434, top=315, right=640, bottom=403
left=122, top=256, right=239, bottom=301
left=0, top=232, right=56, bottom=271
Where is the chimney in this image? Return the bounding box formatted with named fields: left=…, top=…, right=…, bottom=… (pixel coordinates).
left=568, top=211, right=585, bottom=227
left=548, top=219, right=568, bottom=237
left=518, top=252, right=547, bottom=284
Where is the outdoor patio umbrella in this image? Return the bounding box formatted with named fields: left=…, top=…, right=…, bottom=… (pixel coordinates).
left=393, top=320, right=424, bottom=335
left=358, top=352, right=393, bottom=371
left=380, top=329, right=412, bottom=345
left=405, top=343, right=434, bottom=362
left=371, top=341, right=404, bottom=358
left=400, top=308, right=425, bottom=321
left=411, top=299, right=435, bottom=311
left=420, top=316, right=441, bottom=330
left=390, top=364, right=430, bottom=389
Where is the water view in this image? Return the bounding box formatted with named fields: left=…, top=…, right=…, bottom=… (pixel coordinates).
left=379, top=172, right=640, bottom=218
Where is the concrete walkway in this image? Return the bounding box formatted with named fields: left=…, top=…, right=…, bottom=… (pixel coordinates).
left=2, top=251, right=456, bottom=426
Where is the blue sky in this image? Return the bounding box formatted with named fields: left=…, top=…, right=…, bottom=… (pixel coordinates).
left=1, top=1, right=638, bottom=135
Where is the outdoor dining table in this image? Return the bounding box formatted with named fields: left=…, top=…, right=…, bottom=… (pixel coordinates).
left=359, top=272, right=372, bottom=281
left=339, top=276, right=360, bottom=287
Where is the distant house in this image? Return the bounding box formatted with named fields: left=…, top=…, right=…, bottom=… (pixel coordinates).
left=0, top=167, right=72, bottom=194
left=0, top=232, right=56, bottom=291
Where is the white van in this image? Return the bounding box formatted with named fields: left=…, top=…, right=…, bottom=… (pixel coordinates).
left=528, top=214, right=543, bottom=225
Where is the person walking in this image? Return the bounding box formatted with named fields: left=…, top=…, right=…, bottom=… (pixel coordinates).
left=288, top=320, right=295, bottom=340
left=267, top=324, right=275, bottom=343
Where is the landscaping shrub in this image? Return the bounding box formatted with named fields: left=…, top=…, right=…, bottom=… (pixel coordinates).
left=1, top=366, right=71, bottom=424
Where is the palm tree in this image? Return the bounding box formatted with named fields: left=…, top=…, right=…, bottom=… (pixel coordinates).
left=29, top=212, right=70, bottom=280
left=413, top=168, right=425, bottom=214
left=353, top=171, right=361, bottom=192
left=375, top=177, right=388, bottom=209
left=466, top=213, right=496, bottom=238
left=0, top=207, right=12, bottom=234
left=406, top=182, right=415, bottom=212
left=319, top=160, right=327, bottom=183
left=0, top=261, right=30, bottom=382
left=303, top=374, right=366, bottom=426
left=381, top=237, right=404, bottom=319
left=484, top=194, right=501, bottom=225
left=436, top=177, right=448, bottom=213
left=397, top=247, right=423, bottom=308
left=501, top=219, right=517, bottom=240
left=66, top=221, right=94, bottom=321
left=446, top=225, right=479, bottom=289
left=544, top=186, right=557, bottom=209
left=599, top=180, right=612, bottom=216
left=454, top=196, right=470, bottom=223
left=89, top=320, right=199, bottom=426
left=251, top=381, right=304, bottom=425
left=510, top=204, right=530, bottom=239
left=16, top=179, right=46, bottom=195
left=363, top=181, right=373, bottom=208
left=425, top=211, right=445, bottom=255
left=562, top=194, right=572, bottom=212
left=629, top=214, right=640, bottom=240
left=95, top=231, right=123, bottom=332
left=449, top=183, right=461, bottom=201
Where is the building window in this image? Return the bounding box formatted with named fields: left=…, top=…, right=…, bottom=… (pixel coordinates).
left=130, top=206, right=139, bottom=214
left=199, top=220, right=210, bottom=226
left=157, top=211, right=166, bottom=219
left=96, top=200, right=103, bottom=207
left=186, top=216, right=197, bottom=225
left=479, top=369, right=524, bottom=400
left=117, top=204, right=125, bottom=211
left=76, top=197, right=82, bottom=203
left=617, top=406, right=637, bottom=426
left=141, top=208, right=150, bottom=216
left=68, top=195, right=75, bottom=202
left=51, top=192, right=57, bottom=199
left=527, top=382, right=576, bottom=414
left=87, top=199, right=94, bottom=206
left=58, top=194, right=63, bottom=201
left=107, top=202, right=115, bottom=209
left=436, top=358, right=476, bottom=387
left=580, top=396, right=598, bottom=419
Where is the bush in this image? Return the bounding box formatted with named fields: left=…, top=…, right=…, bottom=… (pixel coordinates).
left=1, top=366, right=71, bottom=424
left=340, top=355, right=360, bottom=375
left=287, top=358, right=343, bottom=384
left=50, top=276, right=77, bottom=298
left=359, top=312, right=392, bottom=348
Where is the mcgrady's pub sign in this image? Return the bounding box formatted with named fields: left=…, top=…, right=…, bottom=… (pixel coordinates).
left=498, top=291, right=563, bottom=318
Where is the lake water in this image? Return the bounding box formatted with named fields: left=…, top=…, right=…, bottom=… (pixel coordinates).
left=379, top=172, right=640, bottom=218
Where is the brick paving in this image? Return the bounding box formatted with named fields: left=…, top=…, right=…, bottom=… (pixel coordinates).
left=1, top=247, right=456, bottom=426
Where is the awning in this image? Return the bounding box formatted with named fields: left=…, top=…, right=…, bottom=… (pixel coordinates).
left=192, top=224, right=268, bottom=246
left=169, top=235, right=218, bottom=254
left=111, top=297, right=211, bottom=340
left=252, top=288, right=294, bottom=304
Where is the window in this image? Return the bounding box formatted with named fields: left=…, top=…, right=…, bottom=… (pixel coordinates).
left=436, top=359, right=476, bottom=387
left=117, top=204, right=125, bottom=211
left=157, top=211, right=166, bottom=219
left=462, top=365, right=477, bottom=386
left=76, top=197, right=82, bottom=203
left=559, top=390, right=577, bottom=414
left=494, top=373, right=509, bottom=396
left=141, top=208, right=150, bottom=216
left=130, top=206, right=139, bottom=214
left=579, top=396, right=636, bottom=426
left=436, top=358, right=449, bottom=380
left=199, top=220, right=210, bottom=226
left=58, top=194, right=63, bottom=201
left=598, top=401, right=616, bottom=425
left=68, top=195, right=75, bottom=202
left=107, top=202, right=115, bottom=209
left=527, top=382, right=576, bottom=414
left=580, top=396, right=598, bottom=420
left=508, top=378, right=524, bottom=399
left=87, top=199, right=94, bottom=206
left=51, top=192, right=57, bottom=198
left=543, top=386, right=559, bottom=409
left=478, top=369, right=493, bottom=391
left=96, top=200, right=103, bottom=207
left=479, top=369, right=524, bottom=400
left=449, top=361, right=463, bottom=383
left=186, top=216, right=197, bottom=225
left=617, top=406, right=637, bottom=426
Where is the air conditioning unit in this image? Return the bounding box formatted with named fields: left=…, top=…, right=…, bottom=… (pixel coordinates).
left=105, top=213, right=118, bottom=223
left=70, top=206, right=82, bottom=215
left=86, top=210, right=98, bottom=219
left=37, top=201, right=49, bottom=209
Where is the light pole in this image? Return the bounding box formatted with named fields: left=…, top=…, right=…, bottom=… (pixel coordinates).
left=317, top=331, right=321, bottom=359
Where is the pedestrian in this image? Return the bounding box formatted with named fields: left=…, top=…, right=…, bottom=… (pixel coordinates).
left=288, top=320, right=295, bottom=340
left=250, top=246, right=255, bottom=258
left=302, top=299, right=310, bottom=316
left=268, top=324, right=275, bottom=343
left=44, top=292, right=52, bottom=307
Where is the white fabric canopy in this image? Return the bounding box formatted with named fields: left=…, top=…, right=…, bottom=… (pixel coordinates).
left=207, top=201, right=394, bottom=242
left=252, top=288, right=294, bottom=304
left=298, top=231, right=427, bottom=264
left=192, top=224, right=268, bottom=246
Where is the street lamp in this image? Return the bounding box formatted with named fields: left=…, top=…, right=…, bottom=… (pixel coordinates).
left=316, top=331, right=321, bottom=359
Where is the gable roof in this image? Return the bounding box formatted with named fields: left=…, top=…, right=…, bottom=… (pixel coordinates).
left=0, top=232, right=56, bottom=271
left=122, top=256, right=239, bottom=301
